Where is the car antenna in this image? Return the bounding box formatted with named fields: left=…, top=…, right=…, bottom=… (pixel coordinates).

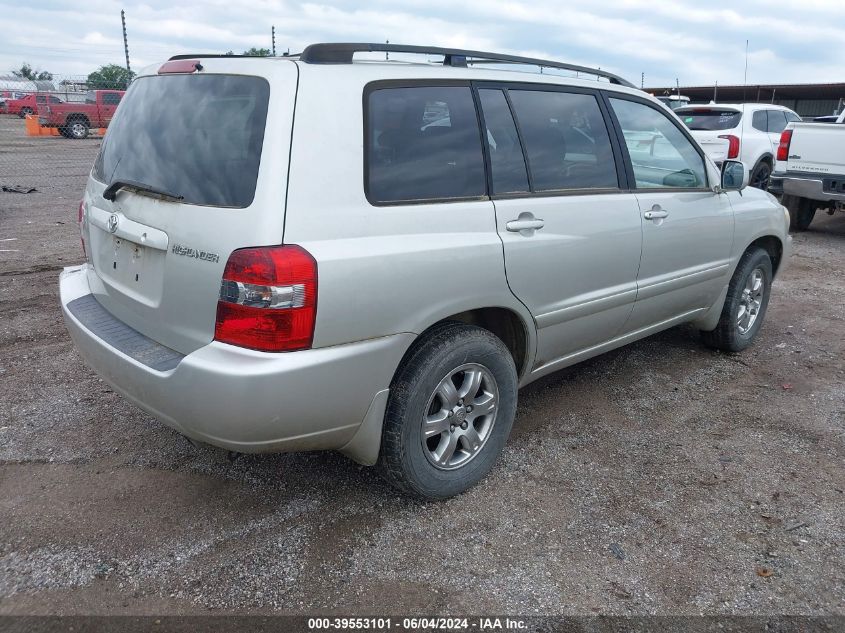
left=740, top=38, right=749, bottom=196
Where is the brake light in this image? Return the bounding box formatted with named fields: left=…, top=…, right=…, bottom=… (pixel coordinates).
left=214, top=245, right=317, bottom=352
left=78, top=199, right=87, bottom=260
left=777, top=129, right=793, bottom=162
left=158, top=59, right=203, bottom=74
left=718, top=134, right=740, bottom=159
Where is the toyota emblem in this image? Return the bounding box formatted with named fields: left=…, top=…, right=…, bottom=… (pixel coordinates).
left=108, top=214, right=119, bottom=234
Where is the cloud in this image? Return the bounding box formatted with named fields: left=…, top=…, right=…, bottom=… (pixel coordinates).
left=0, top=0, right=841, bottom=86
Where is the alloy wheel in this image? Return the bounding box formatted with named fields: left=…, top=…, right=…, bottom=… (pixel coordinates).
left=737, top=268, right=765, bottom=335
left=421, top=363, right=499, bottom=470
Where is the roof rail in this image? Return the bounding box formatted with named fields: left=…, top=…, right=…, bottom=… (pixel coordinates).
left=169, top=54, right=254, bottom=60
left=299, top=43, right=636, bottom=88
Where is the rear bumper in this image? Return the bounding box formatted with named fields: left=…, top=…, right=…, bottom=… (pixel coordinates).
left=770, top=171, right=845, bottom=202
left=60, top=264, right=412, bottom=455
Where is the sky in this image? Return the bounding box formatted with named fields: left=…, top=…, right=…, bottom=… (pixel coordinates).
left=0, top=0, right=842, bottom=87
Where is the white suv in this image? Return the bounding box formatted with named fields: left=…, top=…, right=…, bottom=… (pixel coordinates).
left=59, top=44, right=791, bottom=499
left=675, top=103, right=802, bottom=189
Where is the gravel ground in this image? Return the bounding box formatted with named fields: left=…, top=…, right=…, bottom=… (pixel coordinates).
left=0, top=114, right=843, bottom=617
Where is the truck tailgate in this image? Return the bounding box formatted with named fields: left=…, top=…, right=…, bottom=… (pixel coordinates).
left=786, top=123, right=845, bottom=175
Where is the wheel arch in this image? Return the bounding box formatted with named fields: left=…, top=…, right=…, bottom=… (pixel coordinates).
left=399, top=306, right=535, bottom=383
left=746, top=234, right=783, bottom=276
left=755, top=153, right=774, bottom=168
left=66, top=112, right=90, bottom=125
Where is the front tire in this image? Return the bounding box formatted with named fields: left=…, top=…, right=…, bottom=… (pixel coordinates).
left=378, top=323, right=518, bottom=500
left=19, top=107, right=33, bottom=118
left=783, top=194, right=816, bottom=231
left=701, top=247, right=773, bottom=352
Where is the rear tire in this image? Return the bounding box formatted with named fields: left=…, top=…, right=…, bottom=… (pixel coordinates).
left=701, top=247, right=772, bottom=353
left=783, top=194, right=816, bottom=231
left=750, top=161, right=772, bottom=190
left=67, top=118, right=89, bottom=139
left=378, top=322, right=518, bottom=500
left=19, top=107, right=32, bottom=118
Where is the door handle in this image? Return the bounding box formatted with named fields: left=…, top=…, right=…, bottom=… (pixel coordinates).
left=506, top=215, right=545, bottom=233
left=643, top=206, right=669, bottom=220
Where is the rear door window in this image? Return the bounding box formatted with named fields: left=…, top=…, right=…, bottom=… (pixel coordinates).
left=507, top=89, right=618, bottom=191
left=766, top=110, right=788, bottom=133
left=366, top=86, right=486, bottom=204
left=678, top=109, right=742, bottom=131
left=477, top=89, right=529, bottom=194
left=93, top=74, right=270, bottom=208
left=102, top=92, right=122, bottom=106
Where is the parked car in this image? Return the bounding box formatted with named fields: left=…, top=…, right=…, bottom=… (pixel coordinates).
left=38, top=89, right=125, bottom=139
left=655, top=94, right=691, bottom=111
left=769, top=110, right=845, bottom=230
left=675, top=103, right=802, bottom=189
left=59, top=44, right=791, bottom=499
left=5, top=92, right=64, bottom=118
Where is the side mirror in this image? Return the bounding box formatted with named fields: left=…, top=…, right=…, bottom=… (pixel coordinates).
left=720, top=160, right=748, bottom=191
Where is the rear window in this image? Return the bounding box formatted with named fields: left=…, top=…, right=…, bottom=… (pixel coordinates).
left=366, top=86, right=486, bottom=204
left=93, top=75, right=269, bottom=208
left=677, top=109, right=742, bottom=131
left=102, top=92, right=122, bottom=106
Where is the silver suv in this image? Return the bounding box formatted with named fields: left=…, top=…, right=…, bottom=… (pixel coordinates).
left=60, top=44, right=792, bottom=499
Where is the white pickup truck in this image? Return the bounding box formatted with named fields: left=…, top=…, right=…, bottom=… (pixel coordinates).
left=770, top=111, right=845, bottom=230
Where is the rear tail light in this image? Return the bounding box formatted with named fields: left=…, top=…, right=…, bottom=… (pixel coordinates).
left=78, top=199, right=87, bottom=260
left=214, top=245, right=317, bottom=352
left=718, top=134, right=740, bottom=159
left=777, top=129, right=793, bottom=162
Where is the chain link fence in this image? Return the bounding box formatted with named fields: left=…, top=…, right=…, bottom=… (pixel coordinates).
left=0, top=75, right=128, bottom=195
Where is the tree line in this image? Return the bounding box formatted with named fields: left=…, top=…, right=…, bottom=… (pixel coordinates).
left=10, top=48, right=272, bottom=91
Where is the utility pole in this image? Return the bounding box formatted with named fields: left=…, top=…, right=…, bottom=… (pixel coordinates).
left=121, top=9, right=131, bottom=86
left=271, top=25, right=276, bottom=56
left=641, top=72, right=644, bottom=89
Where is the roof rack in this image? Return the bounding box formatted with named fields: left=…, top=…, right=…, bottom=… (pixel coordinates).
left=298, top=43, right=635, bottom=88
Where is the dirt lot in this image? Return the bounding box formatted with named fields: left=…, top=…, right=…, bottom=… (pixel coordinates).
left=1, top=114, right=843, bottom=617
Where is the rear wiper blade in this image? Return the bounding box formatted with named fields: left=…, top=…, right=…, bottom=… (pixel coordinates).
left=103, top=179, right=184, bottom=202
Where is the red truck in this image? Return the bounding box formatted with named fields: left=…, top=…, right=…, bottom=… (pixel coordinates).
left=5, top=92, right=65, bottom=117
left=38, top=89, right=125, bottom=139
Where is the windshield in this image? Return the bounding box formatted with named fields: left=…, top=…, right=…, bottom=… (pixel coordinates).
left=677, top=109, right=742, bottom=131
left=92, top=74, right=270, bottom=208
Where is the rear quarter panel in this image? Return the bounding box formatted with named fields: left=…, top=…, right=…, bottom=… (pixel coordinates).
left=282, top=65, right=536, bottom=366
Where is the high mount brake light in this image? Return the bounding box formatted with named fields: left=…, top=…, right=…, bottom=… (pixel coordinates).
left=777, top=129, right=793, bottom=162
left=158, top=59, right=203, bottom=74
left=214, top=245, right=317, bottom=352
left=718, top=134, right=740, bottom=159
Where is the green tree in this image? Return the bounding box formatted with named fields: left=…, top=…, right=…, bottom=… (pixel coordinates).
left=87, top=64, right=135, bottom=90
left=12, top=63, right=53, bottom=81
left=242, top=47, right=271, bottom=57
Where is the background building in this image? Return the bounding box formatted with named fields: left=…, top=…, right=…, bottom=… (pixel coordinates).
left=646, top=83, right=845, bottom=118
